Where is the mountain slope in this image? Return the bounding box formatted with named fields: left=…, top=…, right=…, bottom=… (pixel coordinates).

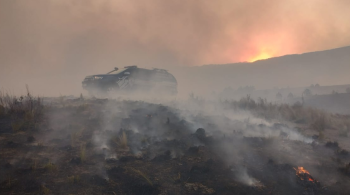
left=173, top=45, right=350, bottom=96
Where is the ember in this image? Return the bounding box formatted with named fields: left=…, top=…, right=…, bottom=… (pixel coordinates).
left=294, top=167, right=314, bottom=182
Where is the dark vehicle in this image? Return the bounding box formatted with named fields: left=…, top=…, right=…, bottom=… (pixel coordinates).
left=82, top=66, right=177, bottom=95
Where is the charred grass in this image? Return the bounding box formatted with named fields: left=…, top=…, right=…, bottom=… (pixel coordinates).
left=0, top=95, right=350, bottom=194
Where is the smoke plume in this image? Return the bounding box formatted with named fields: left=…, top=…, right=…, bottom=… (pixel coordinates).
left=0, top=0, right=350, bottom=95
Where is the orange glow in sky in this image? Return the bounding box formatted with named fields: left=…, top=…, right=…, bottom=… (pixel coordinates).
left=231, top=30, right=296, bottom=62
left=236, top=32, right=295, bottom=63
left=239, top=47, right=276, bottom=63
left=247, top=51, right=272, bottom=62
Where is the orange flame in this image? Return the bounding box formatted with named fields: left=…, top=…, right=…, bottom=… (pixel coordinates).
left=294, top=167, right=314, bottom=182
left=236, top=32, right=295, bottom=63
left=247, top=52, right=272, bottom=62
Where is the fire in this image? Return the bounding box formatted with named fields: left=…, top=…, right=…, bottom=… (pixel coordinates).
left=247, top=52, right=272, bottom=62
left=236, top=31, right=296, bottom=63
left=294, top=167, right=314, bottom=182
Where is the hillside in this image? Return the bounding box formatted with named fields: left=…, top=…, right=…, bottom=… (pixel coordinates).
left=172, top=46, right=350, bottom=96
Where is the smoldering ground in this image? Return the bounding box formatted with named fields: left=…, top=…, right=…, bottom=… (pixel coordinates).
left=1, top=1, right=350, bottom=194
left=1, top=93, right=347, bottom=194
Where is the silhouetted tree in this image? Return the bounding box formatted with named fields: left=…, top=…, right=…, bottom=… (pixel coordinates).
left=276, top=92, right=282, bottom=99
left=287, top=93, right=294, bottom=98
left=303, top=89, right=312, bottom=97
left=237, top=86, right=255, bottom=93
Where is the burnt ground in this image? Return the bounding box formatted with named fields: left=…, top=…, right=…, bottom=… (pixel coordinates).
left=0, top=98, right=350, bottom=195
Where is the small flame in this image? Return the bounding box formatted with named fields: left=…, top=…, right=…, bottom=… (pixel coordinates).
left=294, top=167, right=314, bottom=182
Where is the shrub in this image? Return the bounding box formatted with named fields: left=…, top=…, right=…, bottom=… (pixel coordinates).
left=325, top=141, right=339, bottom=149
left=0, top=105, right=5, bottom=115
left=339, top=131, right=348, bottom=137
left=318, top=131, right=325, bottom=140
left=311, top=113, right=327, bottom=131
left=11, top=121, right=24, bottom=132
left=345, top=163, right=350, bottom=173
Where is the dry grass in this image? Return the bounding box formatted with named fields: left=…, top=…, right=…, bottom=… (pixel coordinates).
left=318, top=131, right=325, bottom=140
left=7, top=175, right=13, bottom=188
left=70, top=125, right=85, bottom=147
left=31, top=159, right=37, bottom=170
left=222, top=95, right=349, bottom=131
left=114, top=131, right=128, bottom=149
left=0, top=104, right=5, bottom=116
left=129, top=168, right=153, bottom=186
left=41, top=185, right=50, bottom=194
left=44, top=161, right=58, bottom=172
left=80, top=144, right=86, bottom=162
left=339, top=130, right=348, bottom=137
left=70, top=132, right=78, bottom=147
left=172, top=172, right=181, bottom=182
left=0, top=86, right=44, bottom=132
left=345, top=163, right=350, bottom=174
left=67, top=175, right=81, bottom=184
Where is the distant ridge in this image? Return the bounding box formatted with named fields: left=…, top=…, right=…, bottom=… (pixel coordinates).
left=173, top=45, right=350, bottom=95
left=205, top=45, right=350, bottom=65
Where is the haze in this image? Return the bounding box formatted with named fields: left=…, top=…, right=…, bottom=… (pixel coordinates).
left=0, top=0, right=350, bottom=96
left=2, top=2, right=350, bottom=194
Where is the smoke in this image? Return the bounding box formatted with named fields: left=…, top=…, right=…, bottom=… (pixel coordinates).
left=1, top=0, right=350, bottom=95
left=233, top=167, right=261, bottom=186
left=23, top=89, right=347, bottom=191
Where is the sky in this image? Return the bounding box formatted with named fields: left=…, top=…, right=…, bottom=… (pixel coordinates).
left=0, top=0, right=350, bottom=95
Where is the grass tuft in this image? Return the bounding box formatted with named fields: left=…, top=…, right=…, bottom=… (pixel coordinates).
left=44, top=161, right=58, bottom=172
left=80, top=144, right=86, bottom=162
left=114, top=131, right=128, bottom=149
left=130, top=168, right=153, bottom=186
left=31, top=159, right=37, bottom=170
left=0, top=87, right=43, bottom=132
left=41, top=185, right=50, bottom=194
left=7, top=175, right=12, bottom=188
left=67, top=175, right=80, bottom=184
